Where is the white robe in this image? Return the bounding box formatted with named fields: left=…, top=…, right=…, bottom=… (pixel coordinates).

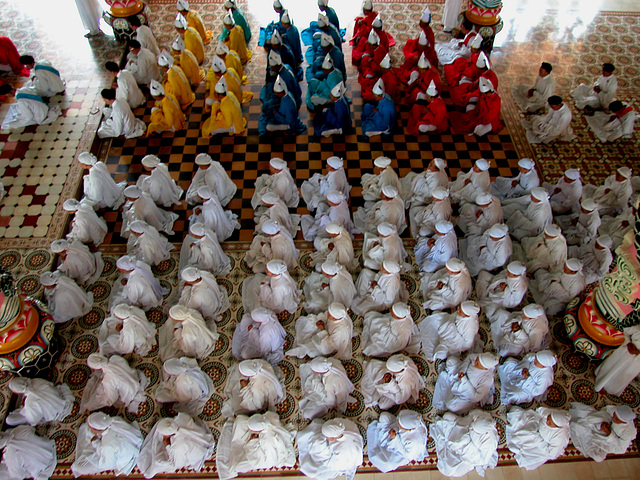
left=83, top=161, right=126, bottom=210
left=512, top=74, right=555, bottom=112
left=287, top=311, right=353, bottom=360
left=81, top=355, right=149, bottom=413
left=586, top=174, right=633, bottom=215
left=44, top=274, right=93, bottom=323
left=432, top=355, right=496, bottom=414
left=506, top=407, right=570, bottom=470
left=67, top=201, right=108, bottom=246
left=556, top=209, right=600, bottom=246
left=420, top=310, right=479, bottom=361
left=366, top=411, right=428, bottom=473
left=587, top=109, right=636, bottom=142
left=254, top=200, right=300, bottom=237
left=111, top=261, right=168, bottom=311
left=521, top=104, right=575, bottom=144
left=361, top=231, right=408, bottom=271
left=0, top=425, right=56, bottom=480
left=179, top=272, right=230, bottom=322
left=116, top=69, right=145, bottom=109
left=353, top=197, right=407, bottom=234
left=98, top=307, right=157, bottom=356
left=530, top=269, right=585, bottom=316
left=431, top=410, right=499, bottom=477
left=231, top=311, right=287, bottom=365
left=75, top=0, right=102, bottom=34
left=569, top=241, right=613, bottom=285
left=221, top=360, right=285, bottom=417
left=436, top=30, right=476, bottom=65
left=179, top=229, right=231, bottom=276
left=310, top=230, right=357, bottom=271
left=301, top=168, right=351, bottom=212
left=299, top=358, right=355, bottom=419
left=126, top=47, right=161, bottom=85
left=301, top=199, right=355, bottom=241
left=409, top=198, right=452, bottom=238
left=134, top=25, right=161, bottom=58
left=297, top=418, right=363, bottom=480
left=489, top=308, right=549, bottom=357
left=190, top=196, right=239, bottom=242
left=571, top=74, right=618, bottom=109
left=97, top=99, right=145, bottom=139
left=1, top=93, right=61, bottom=130
left=155, top=359, right=215, bottom=416
left=251, top=169, right=299, bottom=209
left=460, top=231, right=512, bottom=276
left=217, top=412, right=296, bottom=480
left=362, top=311, right=420, bottom=357
left=400, top=168, right=448, bottom=208
left=71, top=416, right=143, bottom=477
left=503, top=196, right=552, bottom=240
left=569, top=403, right=637, bottom=462
left=457, top=197, right=504, bottom=236
left=137, top=413, right=215, bottom=478
left=127, top=224, right=174, bottom=266
left=498, top=354, right=554, bottom=405
left=491, top=168, right=540, bottom=201
left=137, top=164, right=183, bottom=208
left=245, top=231, right=298, bottom=273
left=56, top=240, right=103, bottom=285
left=414, top=230, right=458, bottom=273
left=24, top=62, right=65, bottom=97
left=361, top=358, right=425, bottom=409
left=121, top=193, right=179, bottom=237
left=513, top=231, right=567, bottom=273
left=450, top=169, right=490, bottom=204
left=476, top=268, right=528, bottom=315
left=442, top=0, right=464, bottom=31
left=186, top=164, right=237, bottom=206
left=302, top=269, right=356, bottom=313
left=595, top=326, right=640, bottom=396
left=158, top=310, right=219, bottom=361
left=6, top=379, right=73, bottom=427
left=361, top=167, right=402, bottom=202
left=421, top=267, right=472, bottom=311
left=543, top=176, right=583, bottom=214
left=353, top=268, right=408, bottom=315
left=241, top=272, right=301, bottom=314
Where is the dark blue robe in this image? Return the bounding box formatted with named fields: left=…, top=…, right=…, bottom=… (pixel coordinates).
left=361, top=94, right=396, bottom=136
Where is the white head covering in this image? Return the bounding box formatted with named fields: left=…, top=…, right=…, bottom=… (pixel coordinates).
left=523, top=304, right=544, bottom=318
left=216, top=41, right=230, bottom=55
left=224, top=0, right=236, bottom=7
left=426, top=80, right=438, bottom=97
left=617, top=167, right=632, bottom=179
left=549, top=410, right=569, bottom=427
left=476, top=51, right=489, bottom=69
left=78, top=152, right=97, bottom=166
left=367, top=30, right=379, bottom=45
left=325, top=222, right=342, bottom=235
left=432, top=186, right=449, bottom=200
left=580, top=198, right=597, bottom=212
left=113, top=303, right=131, bottom=320
left=223, top=10, right=235, bottom=26
left=176, top=0, right=190, bottom=11
left=381, top=185, right=398, bottom=198
left=274, top=0, right=283, bottom=9
left=248, top=414, right=268, bottom=432
left=211, top=55, right=227, bottom=73
left=320, top=32, right=334, bottom=47
left=251, top=307, right=275, bottom=323
left=169, top=304, right=190, bottom=321
left=327, top=302, right=348, bottom=319
left=261, top=220, right=281, bottom=235
left=87, top=353, right=108, bottom=370
left=310, top=356, right=332, bottom=374
left=270, top=157, right=287, bottom=170
left=157, top=418, right=178, bottom=435
left=446, top=258, right=464, bottom=273
left=129, top=220, right=147, bottom=235
left=270, top=30, right=283, bottom=46
left=362, top=0, right=373, bottom=10
left=326, top=156, right=343, bottom=169
left=50, top=239, right=69, bottom=253
left=40, top=271, right=57, bottom=286
left=487, top=223, right=508, bottom=239
left=475, top=193, right=493, bottom=206
left=418, top=53, right=430, bottom=69
left=377, top=222, right=396, bottom=236
left=477, top=353, right=498, bottom=369
left=479, top=76, right=494, bottom=93
left=435, top=220, right=454, bottom=234
left=266, top=259, right=287, bottom=275
left=596, top=235, right=613, bottom=248
left=386, top=355, right=408, bottom=373
left=418, top=31, right=428, bottom=46
left=189, top=223, right=206, bottom=238
left=63, top=199, right=80, bottom=211
left=197, top=186, right=213, bottom=200
left=420, top=6, right=431, bottom=22
left=374, top=156, right=391, bottom=168
left=238, top=360, right=263, bottom=377
left=317, top=13, right=329, bottom=28
left=372, top=15, right=382, bottom=28
left=475, top=158, right=490, bottom=171
left=269, top=50, right=283, bottom=67
left=149, top=79, right=165, bottom=96
left=173, top=13, right=188, bottom=29
left=470, top=33, right=483, bottom=49
left=322, top=53, right=334, bottom=70
left=326, top=191, right=344, bottom=204
left=8, top=377, right=29, bottom=394
left=471, top=415, right=494, bottom=434
left=141, top=154, right=161, bottom=169
left=543, top=224, right=561, bottom=237
left=321, top=261, right=340, bottom=276
left=172, top=35, right=185, bottom=52
left=273, top=75, right=288, bottom=93
left=382, top=259, right=400, bottom=274
left=380, top=54, right=391, bottom=69
left=535, top=350, right=557, bottom=367
left=322, top=419, right=345, bottom=438
left=330, top=82, right=344, bottom=100
left=318, top=0, right=328, bottom=6
left=195, top=153, right=212, bottom=166
left=460, top=300, right=480, bottom=316
left=87, top=412, right=112, bottom=431
left=181, top=267, right=202, bottom=282
left=163, top=357, right=191, bottom=375
left=531, top=187, right=549, bottom=201
left=398, top=410, right=422, bottom=430
left=116, top=255, right=137, bottom=271
left=507, top=261, right=526, bottom=276
left=281, top=11, right=291, bottom=24
left=565, top=168, right=580, bottom=180
left=565, top=258, right=582, bottom=272
left=124, top=185, right=141, bottom=199
left=518, top=158, right=535, bottom=170
left=372, top=78, right=385, bottom=95
left=391, top=302, right=411, bottom=318
left=215, top=77, right=228, bottom=94
left=615, top=405, right=636, bottom=423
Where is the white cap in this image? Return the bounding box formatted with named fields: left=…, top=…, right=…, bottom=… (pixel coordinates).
left=273, top=75, right=288, bottom=94
left=195, top=153, right=213, bottom=166
left=535, top=350, right=557, bottom=367
left=150, top=79, right=165, bottom=96
left=434, top=158, right=446, bottom=169
left=617, top=167, right=632, bottom=179
left=211, top=55, right=227, bottom=73
left=215, top=77, right=228, bottom=94
left=386, top=354, right=408, bottom=373
left=238, top=360, right=262, bottom=377
left=460, top=300, right=480, bottom=316
left=273, top=0, right=283, bottom=8
left=476, top=51, right=488, bottom=69
left=266, top=259, right=287, bottom=274
left=374, top=156, right=391, bottom=168
left=476, top=158, right=490, bottom=171
left=426, top=80, right=438, bottom=97
left=78, top=152, right=97, bottom=166
left=327, top=302, right=348, bottom=319
left=268, top=50, right=283, bottom=67
left=420, top=6, right=431, bottom=23
left=596, top=235, right=613, bottom=248
left=435, top=220, right=453, bottom=234
left=327, top=156, right=343, bottom=169
left=391, top=302, right=411, bottom=318
left=380, top=54, right=391, bottom=69
left=321, top=261, right=340, bottom=276
left=432, top=186, right=449, bottom=200
left=130, top=220, right=147, bottom=234
left=377, top=222, right=396, bottom=236
left=181, top=267, right=201, bottom=282
left=262, top=192, right=280, bottom=206
left=381, top=185, right=398, bottom=198
left=479, top=76, right=494, bottom=93
left=156, top=419, right=178, bottom=435
left=318, top=0, right=328, bottom=6
left=549, top=410, right=569, bottom=427
left=281, top=10, right=291, bottom=24
left=270, top=157, right=287, bottom=170
left=270, top=30, right=282, bottom=46
left=261, top=220, right=281, bottom=235
left=331, top=82, right=344, bottom=98
left=416, top=92, right=426, bottom=101
left=63, top=199, right=80, bottom=211
left=157, top=50, right=174, bottom=67
left=39, top=271, right=57, bottom=286
left=320, top=32, right=334, bottom=47
left=477, top=353, right=498, bottom=368
left=580, top=198, right=597, bottom=212
left=615, top=405, right=636, bottom=423
left=113, top=303, right=131, bottom=319
left=518, top=158, right=535, bottom=170
left=531, top=187, right=549, bottom=201
left=325, top=222, right=342, bottom=234
left=363, top=0, right=373, bottom=10
left=470, top=33, right=483, bottom=49
left=544, top=224, right=561, bottom=237
left=215, top=42, right=230, bottom=55
left=372, top=15, right=382, bottom=28
left=418, top=53, right=430, bottom=69
left=50, top=239, right=69, bottom=253
left=418, top=31, right=428, bottom=46
left=142, top=154, right=161, bottom=169
left=87, top=352, right=108, bottom=370
left=522, top=304, right=544, bottom=318
left=445, top=258, right=464, bottom=273
left=565, top=258, right=583, bottom=272
left=174, top=13, right=188, bottom=29
left=251, top=307, right=275, bottom=323
left=124, top=185, right=141, bottom=198
left=326, top=191, right=344, bottom=204
left=507, top=261, right=526, bottom=275
left=86, top=412, right=112, bottom=431
left=197, top=186, right=213, bottom=200
left=475, top=193, right=493, bottom=206
left=322, top=419, right=345, bottom=438
left=322, top=53, right=334, bottom=70
left=223, top=11, right=235, bottom=26
left=189, top=223, right=206, bottom=237
left=398, top=410, right=422, bottom=430
left=317, top=13, right=329, bottom=28
left=176, top=0, right=190, bottom=11
left=310, top=357, right=331, bottom=374
left=169, top=304, right=190, bottom=321
left=248, top=414, right=268, bottom=432
left=367, top=30, right=380, bottom=45
left=382, top=259, right=400, bottom=274
left=172, top=36, right=185, bottom=52
left=565, top=168, right=580, bottom=180
left=372, top=78, right=385, bottom=95
left=487, top=223, right=508, bottom=239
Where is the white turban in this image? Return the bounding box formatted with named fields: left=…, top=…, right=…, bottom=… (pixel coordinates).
left=124, top=185, right=141, bottom=198
left=397, top=410, right=421, bottom=430
left=261, top=220, right=281, bottom=235
left=377, top=222, right=396, bottom=236
left=116, top=255, right=137, bottom=271
left=270, top=157, right=287, bottom=170
left=381, top=185, right=398, bottom=198
left=176, top=0, right=189, bottom=11
left=266, top=259, right=287, bottom=275
left=239, top=360, right=263, bottom=377
left=435, top=221, right=453, bottom=234
left=112, top=303, right=131, bottom=320
left=535, top=350, right=557, bottom=367
left=565, top=258, right=582, bottom=272
left=565, top=168, right=580, bottom=180
left=269, top=50, right=283, bottom=67
left=173, top=13, right=188, bottom=29
left=328, top=302, right=348, bottom=320
left=327, top=156, right=343, bottom=169
left=372, top=78, right=385, bottom=95
left=223, top=10, right=235, bottom=26
left=487, top=223, right=508, bottom=239
left=531, top=187, right=549, bottom=201
left=157, top=418, right=178, bottom=435
left=326, top=191, right=344, bottom=204
left=215, top=77, right=228, bottom=95
left=248, top=414, right=268, bottom=432
left=310, top=357, right=331, bottom=374
left=615, top=405, right=636, bottom=423
left=78, top=152, right=97, bottom=166
left=549, top=410, right=569, bottom=427
left=382, top=259, right=400, bottom=274
left=432, top=186, right=449, bottom=200
left=63, top=199, right=80, bottom=212
left=522, top=304, right=544, bottom=318
left=251, top=308, right=275, bottom=323
left=544, top=224, right=561, bottom=237
left=391, top=302, right=411, bottom=318
left=475, top=193, right=493, bottom=206
left=87, top=353, right=108, bottom=370
left=189, top=223, right=206, bottom=237
left=181, top=267, right=202, bottom=282
left=195, top=153, right=212, bottom=166
left=518, top=158, right=534, bottom=170
left=50, top=239, right=69, bottom=253
left=169, top=304, right=190, bottom=321
left=172, top=35, right=185, bottom=52
left=8, top=377, right=29, bottom=394
left=87, top=412, right=113, bottom=431
left=386, top=355, right=408, bottom=373
left=149, top=79, right=165, bottom=97
left=477, top=353, right=498, bottom=369
left=380, top=54, right=391, bottom=69
left=325, top=222, right=342, bottom=235
left=215, top=42, right=230, bottom=55
left=141, top=154, right=161, bottom=169
left=262, top=192, right=280, bottom=205
left=460, top=301, right=480, bottom=316
left=507, top=261, right=526, bottom=276
left=322, top=419, right=345, bottom=438
left=322, top=53, right=333, bottom=70
left=197, top=186, right=213, bottom=200
left=321, top=261, right=341, bottom=276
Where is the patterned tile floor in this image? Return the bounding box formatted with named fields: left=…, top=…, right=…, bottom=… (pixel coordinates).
left=0, top=0, right=638, bottom=478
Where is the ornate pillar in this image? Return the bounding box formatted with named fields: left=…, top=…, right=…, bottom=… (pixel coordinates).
left=463, top=0, right=504, bottom=53
left=103, top=1, right=148, bottom=42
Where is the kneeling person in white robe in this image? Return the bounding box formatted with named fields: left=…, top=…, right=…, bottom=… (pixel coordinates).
left=251, top=157, right=300, bottom=209
left=460, top=223, right=512, bottom=276
left=77, top=151, right=126, bottom=210
left=186, top=153, right=237, bottom=206
left=98, top=303, right=157, bottom=356
left=489, top=303, right=549, bottom=357
left=190, top=186, right=240, bottom=242
left=362, top=222, right=408, bottom=271
left=476, top=260, right=528, bottom=316
left=112, top=255, right=168, bottom=311
left=245, top=220, right=298, bottom=272
left=409, top=186, right=452, bottom=238
left=420, top=300, right=479, bottom=361
left=421, top=258, right=472, bottom=311
left=156, top=357, right=214, bottom=416
left=362, top=302, right=420, bottom=357
left=232, top=307, right=287, bottom=365
left=302, top=261, right=356, bottom=313
left=491, top=157, right=540, bottom=201
left=121, top=186, right=178, bottom=237
left=299, top=356, right=355, bottom=419
left=6, top=377, right=73, bottom=427
left=137, top=154, right=183, bottom=207
left=51, top=238, right=103, bottom=286
left=127, top=220, right=174, bottom=266
left=179, top=266, right=229, bottom=323
left=40, top=271, right=93, bottom=323
left=414, top=220, right=457, bottom=273
left=310, top=221, right=357, bottom=271
left=0, top=425, right=57, bottom=480
left=361, top=156, right=401, bottom=203
left=63, top=198, right=108, bottom=246
left=287, top=302, right=353, bottom=359
left=222, top=359, right=285, bottom=417
left=361, top=354, right=425, bottom=410
left=159, top=304, right=219, bottom=360
left=0, top=87, right=61, bottom=131
left=97, top=88, right=145, bottom=138
left=179, top=222, right=231, bottom=275
left=498, top=350, right=556, bottom=405
left=241, top=259, right=301, bottom=314
left=530, top=257, right=585, bottom=315
left=353, top=259, right=408, bottom=315
left=449, top=158, right=491, bottom=204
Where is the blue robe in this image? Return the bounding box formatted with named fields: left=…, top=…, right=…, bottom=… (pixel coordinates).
left=258, top=12, right=286, bottom=46
left=324, top=6, right=340, bottom=31
left=306, top=69, right=343, bottom=111
left=301, top=22, right=343, bottom=51
left=361, top=94, right=396, bottom=136
left=314, top=96, right=352, bottom=136
left=306, top=46, right=346, bottom=83
left=233, top=8, right=251, bottom=43
left=266, top=64, right=301, bottom=109
left=283, top=24, right=303, bottom=66
left=259, top=92, right=306, bottom=135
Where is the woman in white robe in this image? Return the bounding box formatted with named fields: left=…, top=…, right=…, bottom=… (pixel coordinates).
left=222, top=359, right=285, bottom=417
left=431, top=410, right=498, bottom=477
left=491, top=157, right=540, bottom=201
left=22, top=59, right=65, bottom=97
left=367, top=410, right=428, bottom=473
left=556, top=197, right=600, bottom=246
left=51, top=238, right=103, bottom=285
left=241, top=259, right=301, bottom=314
left=353, top=185, right=406, bottom=235
left=420, top=258, right=472, bottom=311
left=137, top=155, right=184, bottom=207
left=595, top=325, right=640, bottom=396
left=506, top=407, right=570, bottom=471
left=255, top=192, right=300, bottom=237
left=301, top=156, right=351, bottom=212
left=97, top=97, right=145, bottom=139
left=476, top=261, right=528, bottom=316
left=489, top=303, right=549, bottom=357
left=78, top=152, right=126, bottom=210
left=498, top=350, right=556, bottom=405
left=121, top=186, right=178, bottom=237
left=137, top=414, right=215, bottom=478
left=71, top=412, right=143, bottom=477
left=40, top=271, right=93, bottom=323
left=186, top=153, right=237, bottom=206
left=231, top=307, right=287, bottom=365
left=302, top=261, right=356, bottom=313
left=310, top=222, right=357, bottom=271
left=460, top=223, right=512, bottom=276
left=414, top=220, right=457, bottom=273
left=409, top=186, right=452, bottom=238
left=64, top=198, right=108, bottom=246
left=251, top=157, right=300, bottom=209
left=245, top=221, right=298, bottom=272
left=155, top=357, right=214, bottom=416
left=530, top=258, right=586, bottom=315
left=361, top=355, right=425, bottom=410
left=127, top=220, right=174, bottom=266
left=362, top=302, right=420, bottom=357
left=513, top=223, right=567, bottom=273
left=98, top=303, right=157, bottom=356
left=190, top=186, right=239, bottom=242
left=0, top=90, right=61, bottom=130
left=299, top=356, right=355, bottom=419
left=81, top=353, right=149, bottom=414
left=503, top=187, right=553, bottom=240
left=6, top=377, right=73, bottom=426
left=179, top=267, right=229, bottom=323
left=159, top=305, right=219, bottom=361
left=0, top=425, right=56, bottom=480
left=353, top=259, right=408, bottom=315
left=297, top=418, right=363, bottom=480
left=457, top=192, right=503, bottom=236
left=179, top=222, right=231, bottom=275
left=361, top=156, right=401, bottom=202
left=301, top=190, right=355, bottom=240
left=449, top=158, right=490, bottom=204
left=420, top=301, right=479, bottom=361
left=287, top=302, right=353, bottom=360
left=361, top=222, right=408, bottom=271
left=110, top=256, right=168, bottom=311
left=217, top=413, right=296, bottom=480
left=400, top=157, right=448, bottom=208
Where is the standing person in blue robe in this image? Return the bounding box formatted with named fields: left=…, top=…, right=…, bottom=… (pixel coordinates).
left=318, top=0, right=340, bottom=31
left=223, top=0, right=251, bottom=44
left=306, top=54, right=343, bottom=112
left=314, top=81, right=352, bottom=137
left=307, top=33, right=346, bottom=83
left=361, top=78, right=396, bottom=140
left=258, top=75, right=306, bottom=136
left=267, top=50, right=301, bottom=109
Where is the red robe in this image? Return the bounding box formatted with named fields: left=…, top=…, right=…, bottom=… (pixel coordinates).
left=351, top=11, right=377, bottom=45
left=0, top=37, right=23, bottom=73
left=402, top=37, right=438, bottom=70
left=406, top=67, right=442, bottom=103
left=407, top=96, right=449, bottom=135
left=450, top=69, right=499, bottom=106
left=444, top=51, right=481, bottom=86
left=451, top=92, right=502, bottom=134
left=359, top=68, right=399, bottom=103
left=354, top=40, right=387, bottom=67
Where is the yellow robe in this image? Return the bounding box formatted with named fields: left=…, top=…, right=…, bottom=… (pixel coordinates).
left=224, top=50, right=247, bottom=85
left=204, top=68, right=252, bottom=106
left=187, top=10, right=213, bottom=45
left=202, top=92, right=246, bottom=136
left=184, top=27, right=205, bottom=64
left=177, top=50, right=204, bottom=86
left=147, top=93, right=185, bottom=135
left=226, top=25, right=251, bottom=64
left=164, top=65, right=195, bottom=110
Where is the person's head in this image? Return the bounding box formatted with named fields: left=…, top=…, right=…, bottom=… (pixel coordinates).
left=127, top=15, right=142, bottom=29
left=105, top=61, right=120, bottom=77
left=19, top=55, right=35, bottom=69
left=223, top=11, right=235, bottom=31
left=461, top=19, right=473, bottom=34
left=128, top=39, right=141, bottom=54
left=540, top=62, right=552, bottom=77
left=274, top=0, right=284, bottom=14
left=602, top=62, right=615, bottom=76
left=609, top=100, right=624, bottom=113
left=547, top=95, right=563, bottom=110
left=281, top=10, right=291, bottom=28
left=177, top=0, right=190, bottom=16
left=0, top=84, right=12, bottom=96
left=101, top=88, right=116, bottom=106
